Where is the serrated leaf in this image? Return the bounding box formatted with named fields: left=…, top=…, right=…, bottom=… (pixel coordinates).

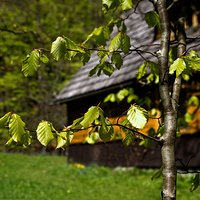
left=169, top=58, right=186, bottom=77
left=70, top=116, right=84, bottom=129
left=64, top=36, right=85, bottom=60
left=127, top=105, right=148, bottom=129
left=9, top=114, right=28, bottom=143
left=109, top=32, right=122, bottom=52
left=83, top=27, right=103, bottom=44
left=145, top=11, right=160, bottom=29
left=136, top=62, right=147, bottom=79
left=39, top=53, right=49, bottom=64
left=98, top=47, right=107, bottom=59
left=36, top=121, right=55, bottom=146
left=102, top=62, right=115, bottom=76
left=81, top=52, right=91, bottom=65
left=188, top=50, right=199, bottom=58
left=99, top=113, right=113, bottom=141
left=51, top=36, right=67, bottom=61
left=22, top=49, right=40, bottom=77
left=99, top=125, right=113, bottom=141
left=81, top=106, right=100, bottom=128
left=111, top=53, right=123, bottom=69
left=89, top=65, right=99, bottom=77
left=102, top=0, right=120, bottom=12
left=6, top=137, right=14, bottom=146
left=121, top=0, right=133, bottom=11
left=121, top=34, right=130, bottom=54
left=123, top=132, right=135, bottom=146
left=56, top=131, right=73, bottom=149
left=83, top=26, right=108, bottom=46
left=102, top=0, right=114, bottom=11
left=0, top=112, right=12, bottom=128
left=185, top=57, right=200, bottom=71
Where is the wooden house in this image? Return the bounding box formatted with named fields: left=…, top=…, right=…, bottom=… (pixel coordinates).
left=56, top=1, right=200, bottom=167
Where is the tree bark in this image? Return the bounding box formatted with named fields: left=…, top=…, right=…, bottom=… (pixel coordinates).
left=156, top=0, right=177, bottom=199
left=156, top=0, right=187, bottom=198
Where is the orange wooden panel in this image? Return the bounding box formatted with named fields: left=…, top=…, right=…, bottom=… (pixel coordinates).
left=71, top=107, right=200, bottom=144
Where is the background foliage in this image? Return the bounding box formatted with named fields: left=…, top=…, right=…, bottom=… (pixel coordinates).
left=0, top=0, right=103, bottom=150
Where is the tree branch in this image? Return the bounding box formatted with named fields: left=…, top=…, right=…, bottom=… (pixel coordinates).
left=157, top=0, right=172, bottom=113
left=172, top=18, right=186, bottom=110
left=64, top=123, right=161, bottom=144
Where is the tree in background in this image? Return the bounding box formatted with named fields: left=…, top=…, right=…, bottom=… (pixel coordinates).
left=0, top=0, right=103, bottom=149
left=0, top=0, right=200, bottom=199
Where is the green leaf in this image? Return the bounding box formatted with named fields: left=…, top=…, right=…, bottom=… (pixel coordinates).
left=185, top=57, right=200, bottom=71
left=51, top=36, right=67, bottom=61
left=102, top=0, right=120, bottom=12
left=157, top=124, right=164, bottom=137
left=6, top=137, right=14, bottom=146
left=99, top=125, right=113, bottom=141
left=109, top=32, right=122, bottom=52
left=182, top=73, right=190, bottom=81
left=89, top=65, right=99, bottom=77
left=169, top=58, right=186, bottom=77
left=64, top=36, right=85, bottom=60
left=184, top=112, right=193, bottom=123
left=99, top=110, right=113, bottom=141
left=81, top=106, right=100, bottom=128
left=36, top=121, right=55, bottom=146
left=98, top=46, right=109, bottom=63
left=102, top=0, right=114, bottom=11
left=148, top=61, right=159, bottom=83
left=121, top=34, right=130, bottom=54
left=56, top=131, right=73, bottom=149
left=39, top=53, right=49, bottom=64
left=188, top=50, right=199, bottom=58
left=70, top=116, right=84, bottom=129
left=80, top=52, right=91, bottom=65
left=116, top=88, right=129, bottom=101
left=136, top=62, right=147, bottom=79
left=111, top=53, right=123, bottom=69
left=121, top=0, right=133, bottom=11
left=169, top=47, right=177, bottom=64
left=22, top=49, right=41, bottom=77
left=83, top=26, right=108, bottom=46
left=187, top=96, right=199, bottom=106
left=9, top=114, right=30, bottom=145
left=145, top=11, right=160, bottom=29
left=102, top=62, right=115, bottom=76
left=190, top=174, right=200, bottom=192
left=127, top=105, right=148, bottom=129
left=0, top=112, right=12, bottom=128
left=104, top=93, right=116, bottom=103
left=123, top=132, right=135, bottom=146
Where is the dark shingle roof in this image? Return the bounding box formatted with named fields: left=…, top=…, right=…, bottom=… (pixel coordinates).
left=56, top=1, right=200, bottom=103
left=56, top=1, right=155, bottom=103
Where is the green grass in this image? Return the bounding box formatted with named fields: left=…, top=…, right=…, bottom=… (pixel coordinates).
left=0, top=153, right=199, bottom=200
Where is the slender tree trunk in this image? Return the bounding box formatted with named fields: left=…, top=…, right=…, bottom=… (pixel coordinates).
left=156, top=0, right=177, bottom=199
left=156, top=0, right=187, bottom=199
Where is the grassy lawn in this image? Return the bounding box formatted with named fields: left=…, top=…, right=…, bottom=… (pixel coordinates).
left=0, top=153, right=199, bottom=200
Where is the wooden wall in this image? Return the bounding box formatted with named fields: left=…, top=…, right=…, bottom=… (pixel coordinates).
left=68, top=133, right=200, bottom=168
